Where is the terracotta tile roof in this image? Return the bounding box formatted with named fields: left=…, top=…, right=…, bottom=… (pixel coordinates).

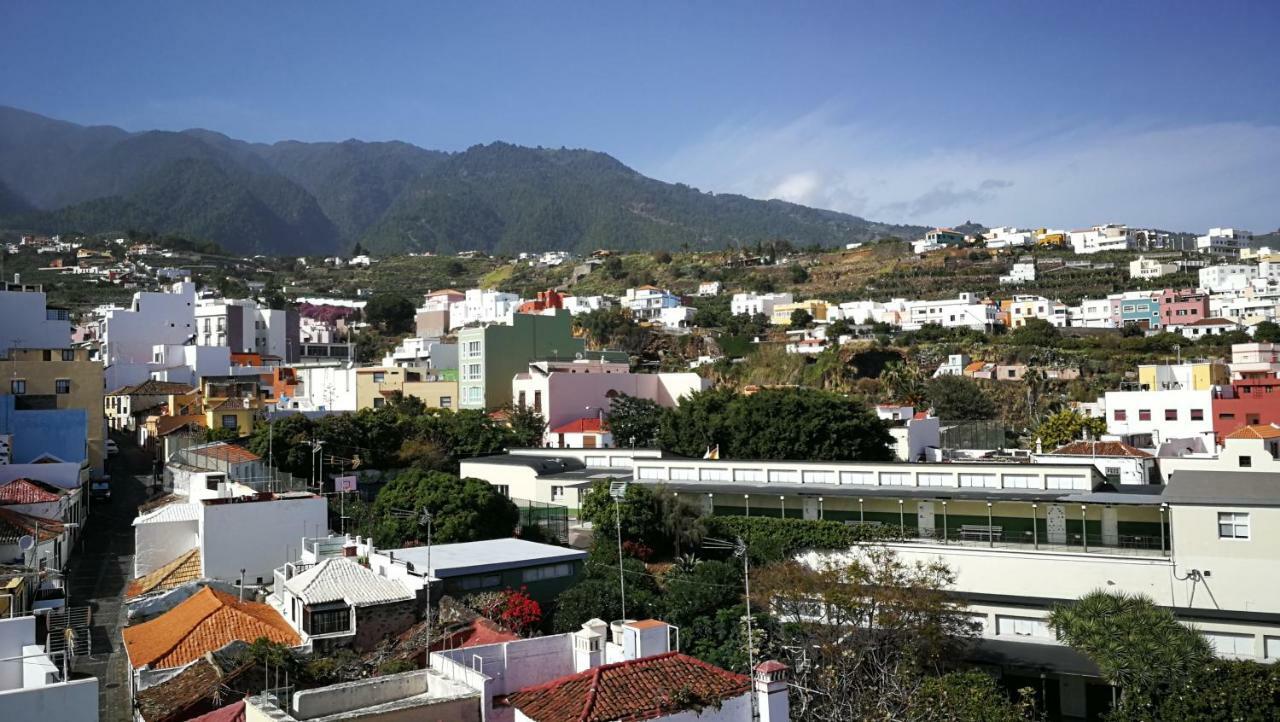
left=505, top=652, right=749, bottom=722
left=0, top=507, right=64, bottom=543
left=430, top=618, right=519, bottom=652
left=186, top=443, right=261, bottom=465
left=126, top=548, right=203, bottom=599
left=0, top=478, right=65, bottom=506
left=108, top=380, right=197, bottom=397
left=1048, top=440, right=1153, bottom=458
left=1226, top=424, right=1280, bottom=440
left=123, top=587, right=299, bottom=670
left=134, top=652, right=252, bottom=722
left=1186, top=317, right=1237, bottom=327
left=550, top=417, right=607, bottom=435
left=188, top=700, right=246, bottom=722
left=156, top=414, right=208, bottom=436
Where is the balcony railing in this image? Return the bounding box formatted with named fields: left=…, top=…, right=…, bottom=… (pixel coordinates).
left=891, top=526, right=1169, bottom=557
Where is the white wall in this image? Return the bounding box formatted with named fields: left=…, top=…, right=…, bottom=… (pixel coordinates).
left=0, top=677, right=98, bottom=722
left=102, top=282, right=195, bottom=368
left=133, top=518, right=199, bottom=578
left=0, top=290, right=70, bottom=356
left=294, top=365, right=357, bottom=411
left=200, top=496, right=329, bottom=584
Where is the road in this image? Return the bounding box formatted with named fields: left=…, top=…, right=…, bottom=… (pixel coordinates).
left=64, top=434, right=151, bottom=722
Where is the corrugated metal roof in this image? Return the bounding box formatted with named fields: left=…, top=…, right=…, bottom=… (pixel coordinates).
left=284, top=558, right=414, bottom=607
left=133, top=502, right=201, bottom=526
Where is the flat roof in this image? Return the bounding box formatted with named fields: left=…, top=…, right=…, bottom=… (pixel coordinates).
left=1164, top=470, right=1280, bottom=507
left=633, top=480, right=1161, bottom=505
left=382, top=538, right=587, bottom=578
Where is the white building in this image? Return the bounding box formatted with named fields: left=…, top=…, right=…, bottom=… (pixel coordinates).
left=901, top=293, right=998, bottom=331
left=1129, top=256, right=1178, bottom=280
left=0, top=280, right=71, bottom=356
left=1172, top=317, right=1243, bottom=341
left=1102, top=389, right=1216, bottom=448
left=984, top=226, right=1035, bottom=249
left=195, top=298, right=298, bottom=361
left=382, top=337, right=458, bottom=369
left=696, top=281, right=722, bottom=296
left=291, top=363, right=358, bottom=411
left=730, top=292, right=793, bottom=318
left=1069, top=224, right=1132, bottom=254
left=1067, top=298, right=1115, bottom=328
left=562, top=295, right=616, bottom=316
left=1032, top=439, right=1156, bottom=485
left=876, top=405, right=940, bottom=462
left=656, top=305, right=696, bottom=331
left=1196, top=227, right=1253, bottom=257
left=1199, top=264, right=1258, bottom=293
left=146, top=344, right=231, bottom=387
left=449, top=289, right=521, bottom=330
left=98, top=281, right=196, bottom=389
left=0, top=615, right=98, bottom=722
left=998, top=261, right=1036, bottom=285
left=1230, top=342, right=1280, bottom=379
left=621, top=286, right=682, bottom=322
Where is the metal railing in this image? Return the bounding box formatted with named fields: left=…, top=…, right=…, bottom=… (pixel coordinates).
left=896, top=527, right=1169, bottom=556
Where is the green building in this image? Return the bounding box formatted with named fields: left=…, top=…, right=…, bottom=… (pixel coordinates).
left=457, top=311, right=626, bottom=410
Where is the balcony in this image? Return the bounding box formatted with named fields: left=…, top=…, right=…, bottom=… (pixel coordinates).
left=892, top=526, right=1168, bottom=558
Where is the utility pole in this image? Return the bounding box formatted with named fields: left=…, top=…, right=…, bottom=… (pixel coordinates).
left=609, top=481, right=629, bottom=620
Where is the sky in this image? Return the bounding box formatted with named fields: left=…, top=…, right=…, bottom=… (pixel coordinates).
left=2, top=1, right=1278, bottom=232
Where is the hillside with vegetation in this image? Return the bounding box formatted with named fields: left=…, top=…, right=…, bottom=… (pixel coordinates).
left=0, top=105, right=923, bottom=257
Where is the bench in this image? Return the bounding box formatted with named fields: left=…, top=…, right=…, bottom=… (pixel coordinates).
left=959, top=524, right=1003, bottom=541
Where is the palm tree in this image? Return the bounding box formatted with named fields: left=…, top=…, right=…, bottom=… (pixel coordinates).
left=655, top=488, right=708, bottom=558
left=1049, top=590, right=1212, bottom=711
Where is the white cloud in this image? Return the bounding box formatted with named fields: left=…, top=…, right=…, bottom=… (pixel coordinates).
left=647, top=110, right=1280, bottom=232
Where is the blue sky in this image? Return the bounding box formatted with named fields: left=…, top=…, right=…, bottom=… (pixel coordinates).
left=2, top=1, right=1277, bottom=231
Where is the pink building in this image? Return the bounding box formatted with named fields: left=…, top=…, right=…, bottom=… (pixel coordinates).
left=415, top=289, right=465, bottom=337
left=1157, top=288, right=1209, bottom=328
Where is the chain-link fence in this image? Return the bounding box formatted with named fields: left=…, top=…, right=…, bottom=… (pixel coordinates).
left=512, top=497, right=569, bottom=544
left=939, top=420, right=1012, bottom=451
left=164, top=431, right=309, bottom=494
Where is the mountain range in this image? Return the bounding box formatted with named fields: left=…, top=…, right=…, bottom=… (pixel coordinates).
left=0, top=106, right=925, bottom=256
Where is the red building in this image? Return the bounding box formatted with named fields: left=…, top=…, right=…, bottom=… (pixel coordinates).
left=1211, top=377, right=1280, bottom=442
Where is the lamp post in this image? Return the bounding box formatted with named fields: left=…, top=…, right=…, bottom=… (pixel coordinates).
left=610, top=481, right=629, bottom=620
left=1081, top=505, right=1089, bottom=553
left=986, top=502, right=994, bottom=548
left=941, top=501, right=948, bottom=544
left=818, top=497, right=824, bottom=521
left=1032, top=503, right=1039, bottom=549
left=779, top=495, right=785, bottom=519
left=859, top=498, right=864, bottom=524
left=744, top=494, right=750, bottom=518
left=1160, top=503, right=1168, bottom=555
left=898, top=499, right=905, bottom=536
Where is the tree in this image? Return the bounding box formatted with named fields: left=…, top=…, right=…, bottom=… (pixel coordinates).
left=906, top=670, right=1036, bottom=722
left=579, top=480, right=663, bottom=555
left=1125, top=659, right=1280, bottom=722
left=606, top=394, right=665, bottom=448
left=655, top=488, right=707, bottom=558
left=789, top=308, right=814, bottom=328
left=753, top=549, right=988, bottom=721
left=1252, top=320, right=1280, bottom=343
left=351, top=241, right=367, bottom=256
left=367, top=469, right=520, bottom=547
left=825, top=318, right=852, bottom=340
left=203, top=426, right=240, bottom=443
left=1033, top=409, right=1107, bottom=450
left=1049, top=590, right=1213, bottom=714
left=927, top=375, right=996, bottom=420
left=881, top=362, right=929, bottom=408
left=657, top=387, right=894, bottom=462
left=364, top=294, right=416, bottom=334
left=1008, top=318, right=1060, bottom=346
left=505, top=404, right=547, bottom=448
left=789, top=265, right=809, bottom=284
left=662, top=560, right=740, bottom=632
left=552, top=558, right=663, bottom=632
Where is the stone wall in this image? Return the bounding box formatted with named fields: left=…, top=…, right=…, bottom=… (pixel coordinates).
left=355, top=599, right=420, bottom=652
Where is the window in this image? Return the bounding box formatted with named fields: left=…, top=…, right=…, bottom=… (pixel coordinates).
left=840, top=471, right=874, bottom=485
left=458, top=574, right=501, bottom=591
left=61, top=349, right=75, bottom=361
left=1191, top=408, right=1204, bottom=421
left=494, top=485, right=509, bottom=497
left=521, top=563, right=573, bottom=583
left=958, top=473, right=998, bottom=488
left=439, top=396, right=452, bottom=409
left=733, top=468, right=765, bottom=483
left=1239, top=455, right=1252, bottom=468
left=1204, top=631, right=1254, bottom=658
left=533, top=391, right=542, bottom=413
left=700, top=468, right=730, bottom=482
left=463, top=387, right=482, bottom=404
left=768, top=469, right=800, bottom=483
left=918, top=473, right=951, bottom=487
left=221, top=414, right=238, bottom=430
left=55, top=379, right=71, bottom=394
left=550, top=486, right=564, bottom=501
left=802, top=470, right=836, bottom=484
left=373, top=397, right=385, bottom=409
left=464, top=340, right=481, bottom=357
left=463, top=363, right=482, bottom=381
left=880, top=472, right=910, bottom=486
left=42, top=349, right=52, bottom=361
left=372, top=372, right=385, bottom=384
left=1218, top=512, right=1249, bottom=539
left=996, top=615, right=1053, bottom=639
left=1165, top=409, right=1178, bottom=421
left=206, top=475, right=224, bottom=491
left=9, top=379, right=25, bottom=395
left=1113, top=409, right=1127, bottom=421
left=1003, top=474, right=1038, bottom=489
left=1138, top=409, right=1151, bottom=421
left=517, top=391, right=526, bottom=407
left=1046, top=475, right=1087, bottom=490
left=304, top=606, right=352, bottom=636
left=637, top=467, right=665, bottom=481
left=1105, top=467, right=1121, bottom=484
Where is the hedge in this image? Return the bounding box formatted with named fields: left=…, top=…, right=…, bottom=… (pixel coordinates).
left=704, top=516, right=898, bottom=563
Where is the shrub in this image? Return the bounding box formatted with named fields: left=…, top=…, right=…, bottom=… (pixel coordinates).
left=704, top=516, right=898, bottom=564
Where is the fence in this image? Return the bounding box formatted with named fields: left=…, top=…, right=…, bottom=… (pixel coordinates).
left=165, top=432, right=310, bottom=494
left=512, top=498, right=569, bottom=544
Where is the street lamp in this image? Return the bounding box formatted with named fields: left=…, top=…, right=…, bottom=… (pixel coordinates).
left=609, top=480, right=629, bottom=620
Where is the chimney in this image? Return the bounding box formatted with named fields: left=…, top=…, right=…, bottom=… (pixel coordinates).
left=754, top=661, right=791, bottom=722
left=621, top=620, right=670, bottom=661
left=572, top=621, right=605, bottom=672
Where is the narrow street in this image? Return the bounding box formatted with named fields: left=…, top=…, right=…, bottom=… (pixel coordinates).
left=64, top=434, right=152, bottom=722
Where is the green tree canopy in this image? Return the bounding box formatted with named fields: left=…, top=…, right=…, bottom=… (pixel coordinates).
left=366, top=469, right=520, bottom=547
left=1008, top=318, right=1060, bottom=346
left=789, top=308, right=814, bottom=328
left=1033, top=409, right=1107, bottom=450
left=606, top=394, right=666, bottom=448
left=657, top=387, right=893, bottom=461
left=926, top=375, right=996, bottom=420
left=1252, top=320, right=1280, bottom=343
left=364, top=293, right=416, bottom=333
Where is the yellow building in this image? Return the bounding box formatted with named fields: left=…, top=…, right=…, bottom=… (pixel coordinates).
left=1137, top=362, right=1229, bottom=392
left=1036, top=229, right=1067, bottom=248
left=2, top=347, right=106, bottom=473
left=356, top=367, right=458, bottom=410
left=201, top=376, right=264, bottom=438
left=770, top=300, right=831, bottom=326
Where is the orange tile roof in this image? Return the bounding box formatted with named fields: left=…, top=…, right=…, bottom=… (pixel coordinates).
left=0, top=507, right=64, bottom=543
left=506, top=652, right=749, bottom=722
left=123, top=587, right=299, bottom=670
left=0, top=478, right=65, bottom=506
left=186, top=443, right=260, bottom=465
left=126, top=548, right=203, bottom=599
left=156, top=414, right=208, bottom=437
left=1048, top=440, right=1153, bottom=458
left=1226, top=424, right=1280, bottom=440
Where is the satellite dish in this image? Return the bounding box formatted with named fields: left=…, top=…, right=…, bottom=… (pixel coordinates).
left=18, top=535, right=35, bottom=552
